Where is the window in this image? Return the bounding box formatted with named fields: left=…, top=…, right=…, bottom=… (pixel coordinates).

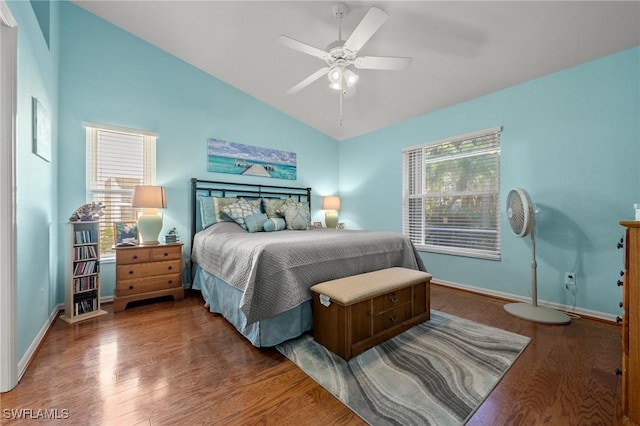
left=85, top=124, right=156, bottom=257
left=402, top=127, right=501, bottom=260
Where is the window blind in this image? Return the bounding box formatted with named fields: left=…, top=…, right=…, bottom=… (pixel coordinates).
left=402, top=127, right=501, bottom=260
left=86, top=126, right=156, bottom=256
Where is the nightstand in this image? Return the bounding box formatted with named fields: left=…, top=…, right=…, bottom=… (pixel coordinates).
left=113, top=243, right=184, bottom=312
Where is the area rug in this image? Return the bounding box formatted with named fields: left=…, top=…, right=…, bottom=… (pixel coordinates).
left=276, top=310, right=530, bottom=426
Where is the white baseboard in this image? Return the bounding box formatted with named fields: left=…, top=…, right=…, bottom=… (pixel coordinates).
left=432, top=278, right=618, bottom=323
left=17, top=303, right=64, bottom=381
left=18, top=295, right=114, bottom=382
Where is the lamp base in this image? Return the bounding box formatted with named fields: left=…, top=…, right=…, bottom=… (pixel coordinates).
left=325, top=210, right=339, bottom=229
left=137, top=210, right=162, bottom=245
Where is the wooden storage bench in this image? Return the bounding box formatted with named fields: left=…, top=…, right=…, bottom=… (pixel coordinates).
left=310, top=267, right=432, bottom=360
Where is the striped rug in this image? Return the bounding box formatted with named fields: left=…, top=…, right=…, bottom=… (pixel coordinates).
left=276, top=310, right=530, bottom=425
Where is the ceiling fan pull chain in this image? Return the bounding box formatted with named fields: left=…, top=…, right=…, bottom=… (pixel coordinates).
left=339, top=87, right=343, bottom=126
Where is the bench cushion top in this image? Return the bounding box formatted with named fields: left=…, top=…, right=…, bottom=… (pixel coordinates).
left=310, top=267, right=432, bottom=305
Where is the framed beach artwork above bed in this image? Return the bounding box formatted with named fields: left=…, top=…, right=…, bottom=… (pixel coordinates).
left=207, top=138, right=297, bottom=180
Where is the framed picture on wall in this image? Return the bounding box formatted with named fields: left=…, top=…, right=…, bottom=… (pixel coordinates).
left=32, top=97, right=51, bottom=162
left=114, top=222, right=138, bottom=246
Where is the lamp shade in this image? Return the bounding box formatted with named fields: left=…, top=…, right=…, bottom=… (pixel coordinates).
left=322, top=196, right=341, bottom=211
left=132, top=185, right=167, bottom=209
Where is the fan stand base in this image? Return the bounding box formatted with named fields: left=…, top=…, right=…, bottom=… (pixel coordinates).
left=504, top=302, right=571, bottom=324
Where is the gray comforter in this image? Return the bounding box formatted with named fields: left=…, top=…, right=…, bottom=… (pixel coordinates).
left=191, top=222, right=427, bottom=326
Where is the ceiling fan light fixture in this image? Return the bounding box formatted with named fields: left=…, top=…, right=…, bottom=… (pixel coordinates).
left=327, top=66, right=342, bottom=84
left=343, top=69, right=359, bottom=87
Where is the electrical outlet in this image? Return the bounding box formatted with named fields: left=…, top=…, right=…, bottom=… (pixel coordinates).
left=565, top=272, right=576, bottom=288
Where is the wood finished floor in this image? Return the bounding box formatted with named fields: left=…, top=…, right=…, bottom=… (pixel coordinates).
left=1, top=284, right=624, bottom=425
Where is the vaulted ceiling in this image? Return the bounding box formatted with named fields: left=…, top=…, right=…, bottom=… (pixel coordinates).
left=72, top=1, right=640, bottom=140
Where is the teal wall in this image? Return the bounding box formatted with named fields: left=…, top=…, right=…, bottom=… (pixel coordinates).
left=340, top=46, right=640, bottom=316
left=9, top=0, right=638, bottom=365
left=8, top=0, right=60, bottom=360
left=57, top=3, right=338, bottom=301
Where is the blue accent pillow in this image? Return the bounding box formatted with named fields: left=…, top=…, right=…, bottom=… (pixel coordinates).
left=244, top=213, right=268, bottom=233
left=263, top=218, right=286, bottom=232
left=199, top=196, right=217, bottom=229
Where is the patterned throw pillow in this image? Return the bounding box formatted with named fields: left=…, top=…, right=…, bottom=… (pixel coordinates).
left=282, top=202, right=310, bottom=230
left=262, top=198, right=288, bottom=219
left=199, top=196, right=261, bottom=229
left=221, top=199, right=261, bottom=229
left=244, top=213, right=268, bottom=233
left=263, top=218, right=286, bottom=232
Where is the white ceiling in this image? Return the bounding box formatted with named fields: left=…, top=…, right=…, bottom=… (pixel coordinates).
left=71, top=1, right=640, bottom=141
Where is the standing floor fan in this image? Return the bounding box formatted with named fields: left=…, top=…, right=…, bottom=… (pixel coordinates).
left=503, top=188, right=571, bottom=324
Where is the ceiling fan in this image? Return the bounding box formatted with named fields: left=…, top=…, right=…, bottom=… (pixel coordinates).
left=276, top=3, right=412, bottom=124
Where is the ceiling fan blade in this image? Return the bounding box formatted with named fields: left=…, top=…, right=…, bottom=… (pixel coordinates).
left=343, top=7, right=389, bottom=54
left=354, top=56, right=412, bottom=71
left=276, top=35, right=329, bottom=60
left=286, top=67, right=330, bottom=94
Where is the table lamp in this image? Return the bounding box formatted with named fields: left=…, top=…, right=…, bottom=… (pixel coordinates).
left=322, top=196, right=341, bottom=229
left=132, top=185, right=167, bottom=245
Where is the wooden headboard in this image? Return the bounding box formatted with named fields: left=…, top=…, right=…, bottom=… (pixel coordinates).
left=190, top=178, right=312, bottom=243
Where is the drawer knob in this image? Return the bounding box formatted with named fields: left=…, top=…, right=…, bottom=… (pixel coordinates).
left=168, top=280, right=173, bottom=284
left=620, top=270, right=624, bottom=277
left=164, top=252, right=169, bottom=257
left=133, top=255, right=138, bottom=259
left=616, top=316, right=623, bottom=323
left=389, top=293, right=398, bottom=303
left=389, top=314, right=398, bottom=322
left=129, top=285, right=134, bottom=290
left=617, top=280, right=623, bottom=287
left=617, top=238, right=623, bottom=249
left=128, top=270, right=134, bottom=275
left=616, top=368, right=623, bottom=376
left=168, top=266, right=173, bottom=270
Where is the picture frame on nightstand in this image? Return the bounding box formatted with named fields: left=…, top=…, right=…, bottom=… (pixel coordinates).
left=114, top=221, right=138, bottom=245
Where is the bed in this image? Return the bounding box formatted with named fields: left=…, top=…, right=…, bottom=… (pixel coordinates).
left=190, top=179, right=427, bottom=347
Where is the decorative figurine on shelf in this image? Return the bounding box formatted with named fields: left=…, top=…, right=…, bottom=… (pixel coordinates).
left=69, top=202, right=105, bottom=222
left=165, top=227, right=179, bottom=243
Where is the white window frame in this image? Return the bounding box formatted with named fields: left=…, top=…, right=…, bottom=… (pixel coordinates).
left=402, top=127, right=502, bottom=260
left=84, top=123, right=157, bottom=259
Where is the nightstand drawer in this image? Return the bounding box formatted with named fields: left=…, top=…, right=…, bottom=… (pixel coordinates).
left=116, top=248, right=150, bottom=264
left=150, top=245, right=181, bottom=261
left=116, top=273, right=181, bottom=296
left=116, top=259, right=181, bottom=280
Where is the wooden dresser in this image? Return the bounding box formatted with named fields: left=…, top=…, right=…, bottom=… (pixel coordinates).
left=113, top=243, right=184, bottom=312
left=620, top=221, right=640, bottom=425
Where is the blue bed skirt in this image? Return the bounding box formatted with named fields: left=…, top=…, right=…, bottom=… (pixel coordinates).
left=192, top=265, right=313, bottom=347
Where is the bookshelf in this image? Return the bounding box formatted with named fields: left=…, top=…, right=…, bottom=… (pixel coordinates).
left=60, top=221, right=107, bottom=323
